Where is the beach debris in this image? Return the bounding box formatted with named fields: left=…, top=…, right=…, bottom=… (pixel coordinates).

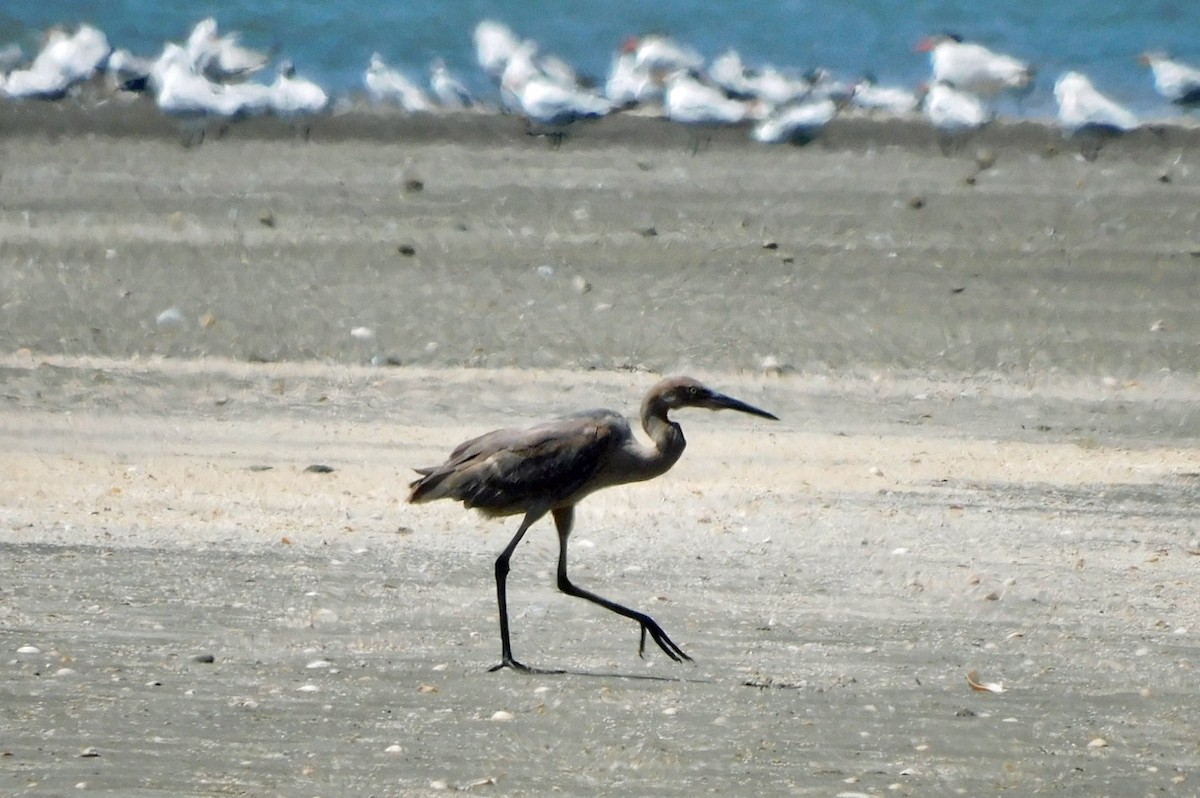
left=1087, top=736, right=1109, bottom=749
left=404, top=178, right=425, bottom=192
left=192, top=653, right=215, bottom=663
left=258, top=210, right=276, bottom=227
left=304, top=464, right=335, bottom=473
left=78, top=747, right=101, bottom=758
left=397, top=243, right=417, bottom=256
left=966, top=669, right=1006, bottom=693
left=908, top=195, right=926, bottom=209
left=155, top=306, right=185, bottom=327
left=350, top=325, right=375, bottom=341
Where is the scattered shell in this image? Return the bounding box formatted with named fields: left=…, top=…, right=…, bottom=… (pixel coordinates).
left=17, top=645, right=41, bottom=655
left=385, top=744, right=404, bottom=754
left=306, top=659, right=333, bottom=669
left=418, top=684, right=439, bottom=694
left=53, top=667, right=76, bottom=677
left=155, top=307, right=184, bottom=327
left=571, top=275, right=591, bottom=294
left=78, top=747, right=100, bottom=758
left=1151, top=319, right=1165, bottom=332
left=430, top=781, right=449, bottom=790
left=296, top=684, right=320, bottom=693
left=1088, top=737, right=1109, bottom=749
left=490, top=710, right=514, bottom=721
left=198, top=312, right=216, bottom=329
left=350, top=326, right=375, bottom=341
left=966, top=670, right=1006, bottom=693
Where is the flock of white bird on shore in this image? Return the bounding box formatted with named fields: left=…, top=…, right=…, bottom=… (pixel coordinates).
left=2, top=17, right=1199, bottom=147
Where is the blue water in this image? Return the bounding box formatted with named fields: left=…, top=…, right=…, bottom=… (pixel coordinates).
left=3, top=1, right=1198, bottom=118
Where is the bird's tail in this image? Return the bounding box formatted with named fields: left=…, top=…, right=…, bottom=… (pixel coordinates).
left=407, top=467, right=447, bottom=504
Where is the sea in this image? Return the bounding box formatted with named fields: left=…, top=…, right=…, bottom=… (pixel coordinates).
left=3, top=0, right=1199, bottom=120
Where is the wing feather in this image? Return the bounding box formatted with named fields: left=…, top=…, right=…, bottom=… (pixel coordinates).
left=409, top=411, right=624, bottom=515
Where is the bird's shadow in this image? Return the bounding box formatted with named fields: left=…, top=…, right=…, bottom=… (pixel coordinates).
left=490, top=663, right=714, bottom=684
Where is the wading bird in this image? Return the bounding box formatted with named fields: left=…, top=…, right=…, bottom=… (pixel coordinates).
left=409, top=376, right=778, bottom=673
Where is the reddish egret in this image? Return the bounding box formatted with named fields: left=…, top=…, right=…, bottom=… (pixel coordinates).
left=409, top=376, right=778, bottom=672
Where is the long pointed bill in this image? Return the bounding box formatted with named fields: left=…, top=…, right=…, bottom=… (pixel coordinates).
left=709, top=392, right=779, bottom=421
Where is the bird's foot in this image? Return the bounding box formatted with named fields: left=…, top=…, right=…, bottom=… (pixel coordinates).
left=488, top=657, right=565, bottom=675
left=637, top=619, right=693, bottom=664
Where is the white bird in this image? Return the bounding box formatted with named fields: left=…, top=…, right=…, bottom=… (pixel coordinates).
left=851, top=74, right=919, bottom=114
left=752, top=98, right=837, bottom=144
left=2, top=24, right=110, bottom=99
left=916, top=34, right=1033, bottom=98
left=663, top=70, right=756, bottom=125
left=628, top=34, right=704, bottom=74
left=364, top=52, right=432, bottom=112
left=270, top=60, right=328, bottom=118
left=153, top=44, right=272, bottom=121
left=474, top=20, right=522, bottom=79
left=185, top=17, right=268, bottom=82
left=708, top=49, right=757, bottom=98
left=430, top=58, right=473, bottom=108
left=514, top=74, right=611, bottom=130
left=1054, top=71, right=1137, bottom=133
left=1139, top=51, right=1200, bottom=105
left=604, top=50, right=660, bottom=107
left=923, top=81, right=987, bottom=132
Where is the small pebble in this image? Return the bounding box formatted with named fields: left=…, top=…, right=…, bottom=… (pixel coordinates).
left=259, top=210, right=275, bottom=227
left=397, top=244, right=416, bottom=256
left=17, top=645, right=41, bottom=655
left=78, top=747, right=100, bottom=758
left=490, top=710, right=514, bottom=721
left=404, top=178, right=424, bottom=192
left=192, top=653, right=215, bottom=664
left=908, top=195, right=925, bottom=209
left=304, top=464, right=335, bottom=474
left=1088, top=737, right=1108, bottom=748
left=296, top=684, right=320, bottom=693
left=571, top=275, right=591, bottom=294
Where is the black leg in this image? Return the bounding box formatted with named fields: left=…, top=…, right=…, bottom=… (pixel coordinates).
left=488, top=510, right=563, bottom=674
left=552, top=507, right=692, bottom=664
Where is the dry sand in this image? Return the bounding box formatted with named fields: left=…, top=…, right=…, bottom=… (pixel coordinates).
left=1, top=108, right=1199, bottom=795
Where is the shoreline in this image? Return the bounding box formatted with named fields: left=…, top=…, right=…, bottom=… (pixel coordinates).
left=4, top=93, right=1200, bottom=154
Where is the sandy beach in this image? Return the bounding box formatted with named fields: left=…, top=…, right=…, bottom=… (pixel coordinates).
left=1, top=106, right=1199, bottom=795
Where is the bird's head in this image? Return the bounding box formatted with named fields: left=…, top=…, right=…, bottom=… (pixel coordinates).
left=649, top=376, right=779, bottom=420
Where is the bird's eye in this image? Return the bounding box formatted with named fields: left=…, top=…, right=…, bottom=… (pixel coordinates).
left=688, top=386, right=701, bottom=397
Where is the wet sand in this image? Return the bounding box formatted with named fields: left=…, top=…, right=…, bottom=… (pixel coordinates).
left=1, top=110, right=1199, bottom=795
